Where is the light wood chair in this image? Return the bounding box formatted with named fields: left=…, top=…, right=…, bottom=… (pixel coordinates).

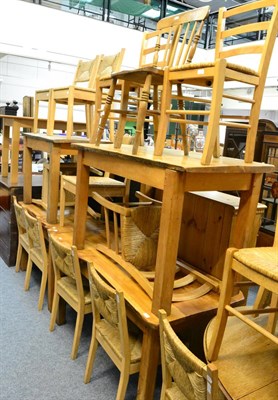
left=91, top=7, right=210, bottom=153
left=159, top=309, right=222, bottom=400
left=33, top=55, right=102, bottom=137
left=33, top=49, right=125, bottom=138
left=155, top=0, right=278, bottom=164
left=59, top=173, right=130, bottom=227
left=84, top=264, right=142, bottom=400
left=48, top=233, right=92, bottom=360
left=13, top=196, right=29, bottom=273
left=206, top=213, right=278, bottom=362
left=23, top=208, right=48, bottom=311
left=90, top=191, right=220, bottom=303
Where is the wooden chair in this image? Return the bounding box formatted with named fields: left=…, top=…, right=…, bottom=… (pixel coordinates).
left=48, top=233, right=91, bottom=359
left=13, top=196, right=29, bottom=273
left=206, top=212, right=278, bottom=362
left=23, top=208, right=48, bottom=311
left=90, top=191, right=220, bottom=303
left=91, top=7, right=210, bottom=154
left=33, top=49, right=125, bottom=138
left=59, top=173, right=130, bottom=227
left=159, top=309, right=222, bottom=400
left=155, top=0, right=278, bottom=164
left=33, top=55, right=102, bottom=137
left=84, top=264, right=142, bottom=400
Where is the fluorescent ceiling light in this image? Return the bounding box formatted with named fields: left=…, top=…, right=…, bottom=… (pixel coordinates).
left=167, top=5, right=178, bottom=11
left=142, top=9, right=160, bottom=18
left=199, top=0, right=212, bottom=2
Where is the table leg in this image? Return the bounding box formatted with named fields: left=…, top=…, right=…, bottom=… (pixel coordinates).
left=10, top=121, right=20, bottom=184
left=230, top=173, right=263, bottom=249
left=47, top=145, right=61, bottom=224
left=23, top=138, right=33, bottom=204
left=73, top=151, right=90, bottom=249
left=137, top=327, right=160, bottom=400
left=2, top=125, right=10, bottom=177
left=152, top=169, right=185, bottom=315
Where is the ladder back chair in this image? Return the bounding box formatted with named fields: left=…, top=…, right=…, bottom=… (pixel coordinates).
left=33, top=55, right=102, bottom=137
left=159, top=309, right=223, bottom=400
left=48, top=233, right=92, bottom=360
left=206, top=213, right=278, bottom=362
left=155, top=0, right=278, bottom=164
left=59, top=173, right=130, bottom=227
left=91, top=7, right=210, bottom=154
left=23, top=208, right=48, bottom=311
left=84, top=264, right=142, bottom=400
left=13, top=196, right=30, bottom=273
left=91, top=191, right=221, bottom=303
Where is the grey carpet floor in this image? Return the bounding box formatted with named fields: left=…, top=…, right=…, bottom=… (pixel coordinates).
left=0, top=258, right=161, bottom=400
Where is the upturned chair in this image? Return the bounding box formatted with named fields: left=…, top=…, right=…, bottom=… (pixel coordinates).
left=48, top=233, right=92, bottom=360
left=155, top=0, right=278, bottom=164
left=33, top=55, right=102, bottom=137
left=159, top=309, right=223, bottom=400
left=13, top=196, right=29, bottom=273
left=84, top=264, right=142, bottom=400
left=91, top=191, right=220, bottom=303
left=33, top=49, right=125, bottom=138
left=91, top=7, right=210, bottom=154
left=23, top=208, right=48, bottom=311
left=206, top=213, right=278, bottom=362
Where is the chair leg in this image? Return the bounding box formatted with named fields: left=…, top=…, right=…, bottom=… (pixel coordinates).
left=38, top=267, right=48, bottom=311
left=49, top=289, right=59, bottom=331
left=15, top=244, right=22, bottom=273
left=201, top=59, right=226, bottom=165
left=266, top=293, right=278, bottom=334
left=24, top=257, right=33, bottom=291
left=116, top=362, right=130, bottom=400
left=33, top=98, right=40, bottom=133
left=71, top=308, right=84, bottom=360
left=206, top=248, right=236, bottom=361
left=113, top=81, right=130, bottom=149
left=84, top=324, right=99, bottom=383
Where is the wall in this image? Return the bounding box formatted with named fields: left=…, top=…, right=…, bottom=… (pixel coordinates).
left=0, top=0, right=143, bottom=119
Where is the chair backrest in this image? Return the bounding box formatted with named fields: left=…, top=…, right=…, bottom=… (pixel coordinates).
left=73, top=54, right=103, bottom=89
left=13, top=196, right=27, bottom=237
left=24, top=209, right=48, bottom=265
left=159, top=309, right=220, bottom=400
left=91, top=191, right=161, bottom=270
left=97, top=48, right=126, bottom=80
left=215, top=0, right=278, bottom=76
left=49, top=234, right=85, bottom=298
left=88, top=264, right=130, bottom=360
left=139, top=6, right=210, bottom=69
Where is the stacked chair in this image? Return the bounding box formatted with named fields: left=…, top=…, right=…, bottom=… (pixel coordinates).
left=91, top=6, right=210, bottom=153
left=13, top=196, right=29, bottom=273
left=33, top=49, right=125, bottom=138
left=155, top=0, right=278, bottom=164
left=24, top=208, right=49, bottom=311
left=159, top=309, right=223, bottom=400
left=84, top=264, right=142, bottom=400
left=206, top=212, right=278, bottom=362
left=48, top=233, right=92, bottom=360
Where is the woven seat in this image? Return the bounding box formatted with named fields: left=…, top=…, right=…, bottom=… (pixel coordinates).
left=159, top=309, right=223, bottom=400
left=13, top=196, right=30, bottom=273
left=206, top=211, right=278, bottom=362
left=155, top=0, right=278, bottom=165
left=91, top=7, right=210, bottom=154
left=49, top=233, right=92, bottom=360
left=84, top=265, right=142, bottom=400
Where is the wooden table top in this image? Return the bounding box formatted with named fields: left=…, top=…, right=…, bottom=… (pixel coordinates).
left=22, top=131, right=89, bottom=144
left=0, top=114, right=86, bottom=131
left=204, top=312, right=278, bottom=400
left=71, top=143, right=274, bottom=174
